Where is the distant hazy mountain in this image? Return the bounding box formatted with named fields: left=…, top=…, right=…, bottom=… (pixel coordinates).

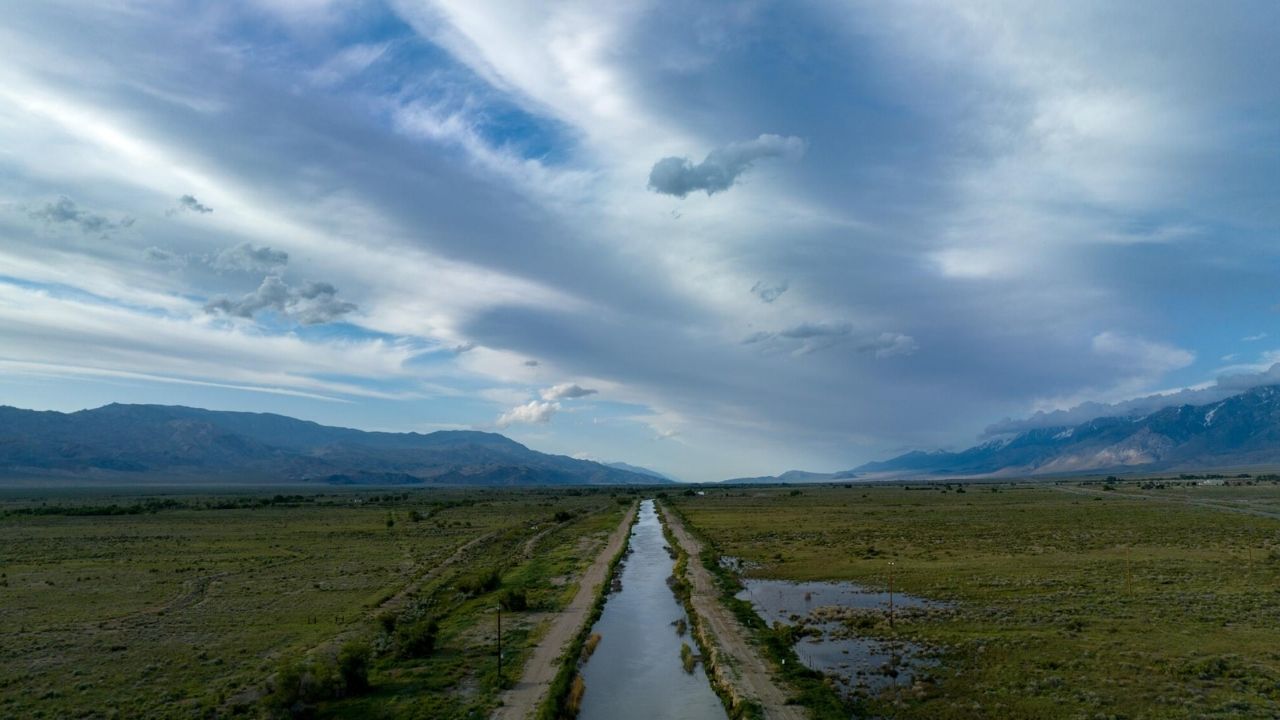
left=723, top=469, right=862, bottom=485
left=855, top=384, right=1280, bottom=477
left=0, top=404, right=665, bottom=486
left=604, top=461, right=680, bottom=483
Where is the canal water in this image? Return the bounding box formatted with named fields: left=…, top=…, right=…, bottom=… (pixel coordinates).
left=577, top=499, right=728, bottom=720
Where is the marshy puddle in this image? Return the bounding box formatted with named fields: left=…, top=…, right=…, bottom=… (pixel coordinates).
left=576, top=500, right=727, bottom=720
left=736, top=576, right=946, bottom=698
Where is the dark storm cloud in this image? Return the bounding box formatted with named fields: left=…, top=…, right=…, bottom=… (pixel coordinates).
left=647, top=134, right=805, bottom=197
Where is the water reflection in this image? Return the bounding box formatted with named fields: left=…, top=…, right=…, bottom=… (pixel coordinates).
left=737, top=578, right=944, bottom=698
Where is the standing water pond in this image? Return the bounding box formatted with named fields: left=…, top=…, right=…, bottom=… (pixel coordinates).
left=577, top=500, right=727, bottom=720
left=736, top=576, right=946, bottom=699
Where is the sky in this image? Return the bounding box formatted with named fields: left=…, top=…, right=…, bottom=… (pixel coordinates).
left=2, top=1, right=1280, bottom=482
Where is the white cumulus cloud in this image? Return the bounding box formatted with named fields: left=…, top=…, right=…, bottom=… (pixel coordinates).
left=497, top=400, right=560, bottom=427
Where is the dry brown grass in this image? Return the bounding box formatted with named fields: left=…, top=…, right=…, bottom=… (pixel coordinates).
left=565, top=675, right=586, bottom=716
left=580, top=632, right=602, bottom=661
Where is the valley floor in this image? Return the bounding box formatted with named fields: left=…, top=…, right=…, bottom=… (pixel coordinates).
left=669, top=479, right=1280, bottom=719
left=0, top=486, right=635, bottom=719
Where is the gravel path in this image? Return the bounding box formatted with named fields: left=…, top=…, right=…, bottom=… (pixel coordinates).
left=492, top=503, right=637, bottom=720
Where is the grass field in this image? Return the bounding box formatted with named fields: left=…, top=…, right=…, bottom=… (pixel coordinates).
left=0, top=486, right=634, bottom=719
left=670, top=480, right=1280, bottom=719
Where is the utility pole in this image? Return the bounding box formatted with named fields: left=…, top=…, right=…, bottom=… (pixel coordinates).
left=497, top=603, right=502, bottom=685
left=888, top=560, right=896, bottom=629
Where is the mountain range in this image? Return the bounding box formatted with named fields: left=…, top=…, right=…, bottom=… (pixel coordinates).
left=731, top=384, right=1280, bottom=482
left=0, top=403, right=666, bottom=486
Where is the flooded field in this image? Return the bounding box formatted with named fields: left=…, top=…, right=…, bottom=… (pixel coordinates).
left=737, top=577, right=944, bottom=698
left=577, top=500, right=727, bottom=720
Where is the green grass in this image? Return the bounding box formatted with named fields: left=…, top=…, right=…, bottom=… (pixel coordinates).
left=671, top=481, right=1280, bottom=719
left=533, top=503, right=635, bottom=720
left=0, top=487, right=636, bottom=719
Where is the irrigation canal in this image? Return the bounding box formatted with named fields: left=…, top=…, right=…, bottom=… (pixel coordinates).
left=576, top=499, right=728, bottom=720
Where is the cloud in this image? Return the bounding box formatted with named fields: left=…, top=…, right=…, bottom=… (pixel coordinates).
left=497, top=400, right=559, bottom=426
left=983, top=361, right=1280, bottom=437
left=204, top=275, right=356, bottom=324
left=30, top=197, right=131, bottom=234
left=210, top=242, right=289, bottom=272
left=8, top=1, right=1280, bottom=482
left=308, top=42, right=391, bottom=87
left=777, top=321, right=853, bottom=340
left=855, top=332, right=919, bottom=359
left=744, top=322, right=917, bottom=358
left=647, top=134, right=805, bottom=197
left=1244, top=333, right=1268, bottom=342
left=0, top=282, right=414, bottom=402
left=1091, top=331, right=1194, bottom=376
left=177, top=194, right=213, bottom=214
left=142, top=246, right=181, bottom=265
left=750, top=279, right=788, bottom=303
left=541, top=382, right=598, bottom=400
left=451, top=341, right=477, bottom=354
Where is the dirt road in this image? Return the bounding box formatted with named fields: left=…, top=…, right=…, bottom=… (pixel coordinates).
left=1054, top=484, right=1280, bottom=520
left=492, top=503, right=637, bottom=720
left=660, top=504, right=807, bottom=720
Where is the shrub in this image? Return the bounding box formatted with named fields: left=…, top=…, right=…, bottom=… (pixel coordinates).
left=261, top=658, right=305, bottom=714
left=396, top=617, right=439, bottom=659
left=260, top=643, right=374, bottom=717
left=457, top=568, right=502, bottom=596
left=680, top=642, right=696, bottom=673
left=376, top=610, right=397, bottom=634
left=337, top=641, right=371, bottom=694
left=500, top=588, right=528, bottom=611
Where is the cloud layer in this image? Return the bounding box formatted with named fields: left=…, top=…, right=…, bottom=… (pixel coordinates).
left=1, top=2, right=1277, bottom=480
